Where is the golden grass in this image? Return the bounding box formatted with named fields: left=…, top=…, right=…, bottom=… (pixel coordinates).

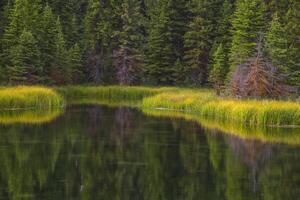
left=142, top=90, right=300, bottom=126
left=0, top=86, right=64, bottom=110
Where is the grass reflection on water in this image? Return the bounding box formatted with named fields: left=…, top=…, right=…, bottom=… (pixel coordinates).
left=143, top=109, right=300, bottom=145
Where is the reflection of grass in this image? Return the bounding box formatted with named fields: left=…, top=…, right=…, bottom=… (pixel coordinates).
left=142, top=90, right=300, bottom=126
left=0, top=108, right=64, bottom=125
left=142, top=109, right=300, bottom=145
left=0, top=86, right=64, bottom=110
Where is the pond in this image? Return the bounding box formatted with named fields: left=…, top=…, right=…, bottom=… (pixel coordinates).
left=0, top=105, right=299, bottom=199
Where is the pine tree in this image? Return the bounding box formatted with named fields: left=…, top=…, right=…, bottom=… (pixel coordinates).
left=114, top=0, right=144, bottom=85
left=48, top=0, right=85, bottom=47
left=209, top=43, right=226, bottom=94
left=146, top=0, right=189, bottom=85
left=2, top=0, right=42, bottom=83
left=8, top=30, right=40, bottom=85
left=183, top=0, right=221, bottom=86
left=229, top=0, right=267, bottom=76
left=184, top=16, right=212, bottom=86
left=284, top=1, right=300, bottom=88
left=146, top=2, right=173, bottom=85
left=266, top=13, right=288, bottom=73
left=39, top=4, right=57, bottom=83
left=68, top=43, right=84, bottom=84
left=208, top=0, right=233, bottom=87
left=0, top=0, right=12, bottom=83
left=50, top=18, right=70, bottom=85
left=83, top=0, right=119, bottom=84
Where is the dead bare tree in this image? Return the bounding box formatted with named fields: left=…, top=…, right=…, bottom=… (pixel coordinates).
left=230, top=37, right=296, bottom=99
left=113, top=46, right=142, bottom=85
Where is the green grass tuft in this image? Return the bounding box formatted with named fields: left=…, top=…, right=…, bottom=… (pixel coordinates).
left=141, top=90, right=300, bottom=126
left=0, top=86, right=64, bottom=110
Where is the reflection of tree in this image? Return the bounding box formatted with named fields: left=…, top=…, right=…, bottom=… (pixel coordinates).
left=111, top=107, right=135, bottom=141
left=0, top=105, right=299, bottom=199
left=227, top=136, right=273, bottom=193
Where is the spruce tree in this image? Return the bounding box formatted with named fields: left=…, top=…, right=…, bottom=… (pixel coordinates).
left=284, top=1, right=300, bottom=88
left=183, top=0, right=220, bottom=86
left=50, top=18, right=70, bottom=85
left=146, top=1, right=174, bottom=85
left=184, top=16, right=212, bottom=86
left=8, top=30, right=40, bottom=85
left=209, top=43, right=226, bottom=94
left=266, top=13, right=288, bottom=73
left=0, top=0, right=12, bottom=83
left=2, top=0, right=42, bottom=83
left=48, top=0, right=85, bottom=47
left=114, top=0, right=144, bottom=85
left=39, top=4, right=57, bottom=83
left=146, top=0, right=189, bottom=85
left=83, top=0, right=118, bottom=84
left=208, top=0, right=233, bottom=86
left=229, top=0, right=267, bottom=76
left=68, top=43, right=84, bottom=84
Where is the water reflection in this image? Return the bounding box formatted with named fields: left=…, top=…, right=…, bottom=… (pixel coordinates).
left=143, top=109, right=300, bottom=145
left=0, top=108, right=63, bottom=125
left=0, top=105, right=299, bottom=199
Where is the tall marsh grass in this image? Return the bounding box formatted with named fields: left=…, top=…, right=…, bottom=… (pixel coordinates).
left=57, top=86, right=176, bottom=102
left=57, top=86, right=300, bottom=127
left=0, top=86, right=64, bottom=110
left=142, top=90, right=300, bottom=126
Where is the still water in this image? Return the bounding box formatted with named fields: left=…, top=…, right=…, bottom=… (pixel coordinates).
left=0, top=105, right=299, bottom=200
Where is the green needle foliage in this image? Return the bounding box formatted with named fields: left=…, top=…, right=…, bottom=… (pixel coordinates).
left=0, top=0, right=299, bottom=96
left=229, top=0, right=267, bottom=76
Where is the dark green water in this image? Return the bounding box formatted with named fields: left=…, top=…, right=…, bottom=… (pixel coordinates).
left=0, top=105, right=299, bottom=200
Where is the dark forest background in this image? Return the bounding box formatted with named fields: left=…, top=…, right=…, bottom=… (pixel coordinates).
left=0, top=0, right=299, bottom=94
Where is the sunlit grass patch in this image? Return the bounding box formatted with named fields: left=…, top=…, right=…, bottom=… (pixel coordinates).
left=56, top=85, right=300, bottom=127
left=0, top=86, right=64, bottom=110
left=142, top=90, right=300, bottom=126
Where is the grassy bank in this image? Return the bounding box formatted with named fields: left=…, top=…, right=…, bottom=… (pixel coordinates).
left=1, top=86, right=299, bottom=127
left=142, top=90, right=300, bottom=126
left=56, top=86, right=175, bottom=104
left=57, top=86, right=300, bottom=127
left=0, top=86, right=64, bottom=110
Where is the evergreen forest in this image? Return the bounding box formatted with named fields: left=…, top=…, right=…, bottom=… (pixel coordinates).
left=0, top=0, right=299, bottom=97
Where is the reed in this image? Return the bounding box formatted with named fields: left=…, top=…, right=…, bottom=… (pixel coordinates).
left=55, top=85, right=300, bottom=126
left=142, top=90, right=300, bottom=126
left=0, top=86, right=64, bottom=110
left=56, top=86, right=176, bottom=102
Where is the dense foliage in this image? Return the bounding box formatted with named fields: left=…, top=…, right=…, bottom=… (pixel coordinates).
left=0, top=0, right=299, bottom=92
